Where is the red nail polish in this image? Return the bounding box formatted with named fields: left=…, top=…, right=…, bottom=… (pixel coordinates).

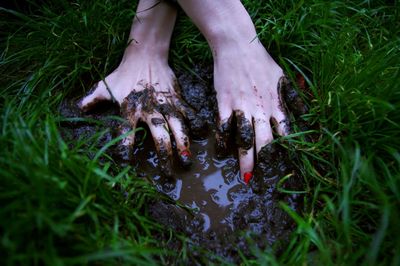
left=180, top=150, right=191, bottom=157
left=243, top=172, right=253, bottom=184
left=180, top=150, right=192, bottom=168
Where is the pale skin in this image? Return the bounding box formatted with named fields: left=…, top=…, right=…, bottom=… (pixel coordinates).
left=80, top=0, right=289, bottom=182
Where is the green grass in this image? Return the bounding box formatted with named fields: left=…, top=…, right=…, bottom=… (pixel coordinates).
left=1, top=0, right=399, bottom=265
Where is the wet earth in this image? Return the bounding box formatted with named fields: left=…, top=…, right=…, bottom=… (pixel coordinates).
left=59, top=65, right=308, bottom=262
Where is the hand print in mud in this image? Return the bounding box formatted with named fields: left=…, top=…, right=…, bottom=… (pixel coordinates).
left=79, top=59, right=204, bottom=177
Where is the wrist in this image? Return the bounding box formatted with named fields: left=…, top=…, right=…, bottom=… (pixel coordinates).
left=211, top=35, right=266, bottom=62
left=123, top=36, right=170, bottom=60
left=190, top=6, right=260, bottom=58
left=123, top=0, right=176, bottom=59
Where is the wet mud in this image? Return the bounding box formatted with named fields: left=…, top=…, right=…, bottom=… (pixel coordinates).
left=59, top=65, right=309, bottom=262
left=142, top=134, right=303, bottom=261
left=176, top=65, right=217, bottom=128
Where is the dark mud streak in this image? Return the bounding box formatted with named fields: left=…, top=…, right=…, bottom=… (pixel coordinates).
left=275, top=77, right=292, bottom=134
left=277, top=76, right=309, bottom=121
left=79, top=97, right=100, bottom=113
left=151, top=117, right=166, bottom=126
left=277, top=75, right=311, bottom=135
left=215, top=115, right=233, bottom=157
left=154, top=102, right=174, bottom=117
left=154, top=138, right=173, bottom=177
left=183, top=137, right=189, bottom=148
left=116, top=124, right=134, bottom=162
left=234, top=110, right=254, bottom=150
left=125, top=87, right=154, bottom=115
left=121, top=89, right=145, bottom=120
left=78, top=83, right=99, bottom=112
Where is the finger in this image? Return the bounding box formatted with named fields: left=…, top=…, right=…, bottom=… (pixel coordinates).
left=272, top=108, right=291, bottom=136
left=165, top=114, right=192, bottom=168
left=145, top=112, right=173, bottom=177
left=254, top=117, right=273, bottom=157
left=234, top=110, right=255, bottom=184
left=239, top=146, right=255, bottom=185
left=215, top=106, right=233, bottom=157
left=112, top=100, right=139, bottom=162
left=155, top=96, right=193, bottom=166
left=278, top=76, right=308, bottom=116
left=114, top=124, right=136, bottom=162
left=234, top=110, right=254, bottom=150
left=120, top=121, right=137, bottom=147
left=174, top=98, right=206, bottom=137
left=120, top=97, right=140, bottom=146
left=79, top=82, right=111, bottom=112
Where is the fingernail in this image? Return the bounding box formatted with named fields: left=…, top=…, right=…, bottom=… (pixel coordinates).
left=180, top=150, right=192, bottom=168
left=243, top=172, right=253, bottom=185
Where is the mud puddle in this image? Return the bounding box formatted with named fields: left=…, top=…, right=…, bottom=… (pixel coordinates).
left=131, top=122, right=303, bottom=257
left=59, top=64, right=308, bottom=262
left=135, top=130, right=244, bottom=232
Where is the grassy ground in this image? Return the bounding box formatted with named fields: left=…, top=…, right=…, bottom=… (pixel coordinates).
left=1, top=0, right=399, bottom=265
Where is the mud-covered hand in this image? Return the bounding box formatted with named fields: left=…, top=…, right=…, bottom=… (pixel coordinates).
left=174, top=0, right=292, bottom=183
left=214, top=45, right=291, bottom=183
left=79, top=59, right=198, bottom=176
left=78, top=0, right=203, bottom=176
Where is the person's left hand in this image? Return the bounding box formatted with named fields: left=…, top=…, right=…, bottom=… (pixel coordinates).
left=213, top=42, right=290, bottom=183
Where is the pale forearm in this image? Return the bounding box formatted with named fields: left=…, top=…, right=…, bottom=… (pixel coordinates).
left=176, top=0, right=285, bottom=180
left=124, top=0, right=177, bottom=59
left=176, top=0, right=261, bottom=55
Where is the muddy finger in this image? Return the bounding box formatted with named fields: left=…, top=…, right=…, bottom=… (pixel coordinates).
left=120, top=119, right=138, bottom=147
left=239, top=146, right=255, bottom=185
left=145, top=112, right=173, bottom=177
left=165, top=114, right=192, bottom=168
left=254, top=117, right=273, bottom=157
left=78, top=82, right=112, bottom=112
left=271, top=108, right=290, bottom=136
left=113, top=124, right=135, bottom=162
left=120, top=96, right=141, bottom=146
left=278, top=76, right=308, bottom=116
left=234, top=110, right=255, bottom=184
left=215, top=107, right=233, bottom=157
left=234, top=110, right=254, bottom=150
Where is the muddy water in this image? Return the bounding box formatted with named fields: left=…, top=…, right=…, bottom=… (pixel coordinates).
left=60, top=65, right=307, bottom=261
left=135, top=131, right=244, bottom=232
left=145, top=132, right=303, bottom=259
